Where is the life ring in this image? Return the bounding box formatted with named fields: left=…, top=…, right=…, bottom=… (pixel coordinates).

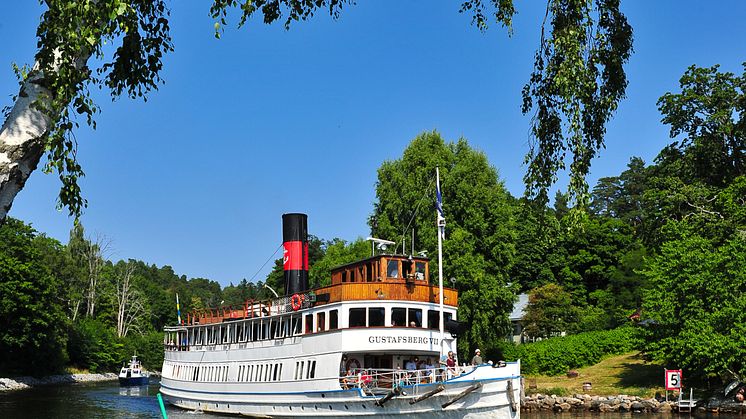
left=291, top=294, right=303, bottom=311
left=345, top=357, right=361, bottom=372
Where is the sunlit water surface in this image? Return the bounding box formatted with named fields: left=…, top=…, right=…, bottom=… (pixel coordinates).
left=0, top=381, right=738, bottom=419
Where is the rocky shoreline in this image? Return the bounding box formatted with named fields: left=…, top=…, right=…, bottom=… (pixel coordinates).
left=522, top=393, right=746, bottom=414
left=0, top=373, right=118, bottom=392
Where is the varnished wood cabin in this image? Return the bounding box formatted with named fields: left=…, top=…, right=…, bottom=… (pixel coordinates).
left=185, top=255, right=457, bottom=326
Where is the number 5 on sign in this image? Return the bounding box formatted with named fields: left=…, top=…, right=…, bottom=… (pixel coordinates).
left=665, top=369, right=682, bottom=390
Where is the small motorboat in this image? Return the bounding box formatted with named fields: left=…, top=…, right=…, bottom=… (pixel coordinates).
left=118, top=355, right=150, bottom=386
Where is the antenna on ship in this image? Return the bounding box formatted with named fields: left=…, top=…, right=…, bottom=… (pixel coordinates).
left=436, top=167, right=446, bottom=355
left=366, top=237, right=395, bottom=257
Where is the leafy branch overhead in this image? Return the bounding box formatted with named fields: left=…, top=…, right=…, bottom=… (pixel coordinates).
left=521, top=0, right=633, bottom=208
left=2, top=0, right=632, bottom=221
left=21, top=0, right=173, bottom=217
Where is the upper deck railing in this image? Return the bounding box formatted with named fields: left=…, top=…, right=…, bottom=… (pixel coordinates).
left=181, top=282, right=457, bottom=327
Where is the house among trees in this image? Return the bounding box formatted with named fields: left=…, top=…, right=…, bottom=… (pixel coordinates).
left=508, top=293, right=529, bottom=344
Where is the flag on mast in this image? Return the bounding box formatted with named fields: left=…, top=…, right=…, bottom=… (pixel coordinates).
left=436, top=171, right=445, bottom=239
left=176, top=293, right=182, bottom=325
left=436, top=177, right=444, bottom=221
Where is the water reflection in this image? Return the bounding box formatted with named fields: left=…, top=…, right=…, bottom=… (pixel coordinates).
left=119, top=385, right=150, bottom=398
left=2, top=382, right=744, bottom=419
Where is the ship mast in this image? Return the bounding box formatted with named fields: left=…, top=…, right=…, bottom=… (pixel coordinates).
left=436, top=167, right=445, bottom=352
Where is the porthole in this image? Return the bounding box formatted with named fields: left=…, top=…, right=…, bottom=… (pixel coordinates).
left=321, top=393, right=325, bottom=398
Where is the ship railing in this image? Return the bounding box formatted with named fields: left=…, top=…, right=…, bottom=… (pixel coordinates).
left=340, top=365, right=484, bottom=392
left=340, top=367, right=446, bottom=392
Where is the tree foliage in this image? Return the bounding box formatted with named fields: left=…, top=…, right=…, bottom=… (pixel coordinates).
left=641, top=231, right=746, bottom=381
left=369, top=131, right=516, bottom=355
left=0, top=218, right=68, bottom=375
left=2, top=0, right=633, bottom=223
left=522, top=283, right=579, bottom=339
left=657, top=63, right=745, bottom=187
left=522, top=0, right=633, bottom=208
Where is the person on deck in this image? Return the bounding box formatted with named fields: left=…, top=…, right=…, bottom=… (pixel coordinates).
left=471, top=348, right=483, bottom=366
left=441, top=351, right=457, bottom=379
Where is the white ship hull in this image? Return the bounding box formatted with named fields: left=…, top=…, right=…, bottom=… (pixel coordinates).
left=161, top=364, right=521, bottom=418
left=161, top=246, right=521, bottom=418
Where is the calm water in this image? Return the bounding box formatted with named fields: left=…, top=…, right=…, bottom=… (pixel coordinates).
left=0, top=381, right=735, bottom=419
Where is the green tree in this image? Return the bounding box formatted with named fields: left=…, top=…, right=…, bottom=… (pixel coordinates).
left=641, top=230, right=746, bottom=382
left=67, top=317, right=123, bottom=373
left=1, top=0, right=632, bottom=222
left=0, top=218, right=68, bottom=375
left=657, top=64, right=745, bottom=187
left=370, top=131, right=516, bottom=355
left=522, top=283, right=580, bottom=339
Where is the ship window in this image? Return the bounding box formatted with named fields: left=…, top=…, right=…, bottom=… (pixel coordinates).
left=391, top=308, right=406, bottom=327
left=341, top=271, right=347, bottom=283
left=270, top=319, right=277, bottom=339
left=387, top=260, right=399, bottom=278
left=368, top=308, right=385, bottom=327
left=274, top=364, right=279, bottom=381
left=349, top=308, right=366, bottom=327
left=415, top=261, right=426, bottom=280
left=317, top=312, right=326, bottom=332
left=402, top=259, right=412, bottom=279
left=427, top=310, right=451, bottom=329
left=408, top=308, right=422, bottom=327
left=251, top=321, right=259, bottom=341
left=292, top=315, right=302, bottom=335
left=308, top=360, right=316, bottom=379
left=329, top=310, right=338, bottom=330
left=349, top=268, right=356, bottom=282
left=305, top=314, right=313, bottom=334
left=261, top=320, right=269, bottom=340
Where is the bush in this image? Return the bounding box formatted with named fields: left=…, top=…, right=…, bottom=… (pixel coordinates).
left=67, top=318, right=123, bottom=372
left=504, top=327, right=641, bottom=376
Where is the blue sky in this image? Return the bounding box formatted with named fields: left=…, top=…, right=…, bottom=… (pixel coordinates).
left=2, top=1, right=745, bottom=286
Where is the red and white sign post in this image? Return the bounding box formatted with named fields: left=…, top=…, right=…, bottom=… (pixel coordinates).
left=665, top=369, right=683, bottom=401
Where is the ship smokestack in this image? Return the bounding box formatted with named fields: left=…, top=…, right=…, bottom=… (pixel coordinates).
left=282, top=213, right=308, bottom=295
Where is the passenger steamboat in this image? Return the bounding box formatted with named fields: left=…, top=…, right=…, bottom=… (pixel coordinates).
left=161, top=196, right=521, bottom=417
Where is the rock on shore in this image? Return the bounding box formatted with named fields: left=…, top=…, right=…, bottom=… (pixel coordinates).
left=522, top=393, right=746, bottom=414
left=0, top=373, right=118, bottom=392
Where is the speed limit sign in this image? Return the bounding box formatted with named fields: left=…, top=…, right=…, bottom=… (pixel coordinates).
left=665, top=369, right=682, bottom=390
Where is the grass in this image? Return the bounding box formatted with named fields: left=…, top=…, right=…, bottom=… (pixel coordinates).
left=524, top=351, right=665, bottom=398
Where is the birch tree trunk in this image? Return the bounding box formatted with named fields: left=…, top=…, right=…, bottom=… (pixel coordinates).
left=84, top=233, right=111, bottom=318
left=114, top=261, right=147, bottom=338
left=0, top=73, right=53, bottom=221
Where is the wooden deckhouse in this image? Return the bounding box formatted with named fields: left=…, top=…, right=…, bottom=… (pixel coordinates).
left=182, top=254, right=457, bottom=327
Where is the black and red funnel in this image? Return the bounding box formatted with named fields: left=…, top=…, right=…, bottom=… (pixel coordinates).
left=282, top=213, right=308, bottom=295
